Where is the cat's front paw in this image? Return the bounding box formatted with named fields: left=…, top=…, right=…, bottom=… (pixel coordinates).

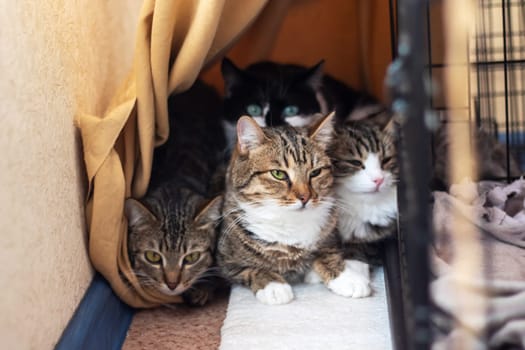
left=326, top=260, right=372, bottom=298
left=255, top=282, right=294, bottom=305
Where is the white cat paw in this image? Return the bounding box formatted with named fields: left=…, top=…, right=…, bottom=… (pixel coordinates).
left=255, top=282, right=294, bottom=305
left=304, top=269, right=322, bottom=284
left=326, top=260, right=372, bottom=298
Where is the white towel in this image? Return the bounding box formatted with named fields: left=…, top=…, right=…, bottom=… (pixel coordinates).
left=220, top=268, right=392, bottom=350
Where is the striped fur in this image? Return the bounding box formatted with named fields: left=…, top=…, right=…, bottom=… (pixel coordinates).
left=217, top=114, right=366, bottom=304
left=126, top=187, right=221, bottom=304
left=432, top=124, right=522, bottom=190
left=124, top=80, right=226, bottom=305
left=329, top=121, right=398, bottom=243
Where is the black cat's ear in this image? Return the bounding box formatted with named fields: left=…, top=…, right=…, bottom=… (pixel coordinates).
left=236, top=116, right=266, bottom=154
left=303, top=60, right=325, bottom=90
left=309, top=111, right=335, bottom=149
left=194, top=195, right=223, bottom=228
left=221, top=58, right=244, bottom=97
left=125, top=198, right=157, bottom=228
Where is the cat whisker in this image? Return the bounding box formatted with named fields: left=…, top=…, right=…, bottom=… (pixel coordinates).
left=222, top=214, right=248, bottom=236
left=330, top=202, right=355, bottom=212
left=218, top=206, right=243, bottom=220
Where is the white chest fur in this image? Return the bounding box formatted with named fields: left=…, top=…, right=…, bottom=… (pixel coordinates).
left=238, top=199, right=334, bottom=248
left=335, top=184, right=397, bottom=241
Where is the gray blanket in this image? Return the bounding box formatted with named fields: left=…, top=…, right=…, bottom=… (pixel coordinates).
left=431, top=179, right=525, bottom=349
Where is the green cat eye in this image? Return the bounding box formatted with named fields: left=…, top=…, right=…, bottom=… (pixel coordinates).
left=270, top=169, right=288, bottom=180
left=283, top=105, right=299, bottom=117
left=145, top=251, right=162, bottom=264
left=246, top=104, right=263, bottom=116
left=184, top=252, right=201, bottom=265
left=310, top=168, right=322, bottom=177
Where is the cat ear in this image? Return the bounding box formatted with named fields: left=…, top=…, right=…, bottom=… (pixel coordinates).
left=380, top=114, right=399, bottom=140
left=309, top=111, right=335, bottom=148
left=125, top=198, right=157, bottom=228
left=303, top=60, right=325, bottom=90
left=221, top=58, right=244, bottom=97
left=236, top=116, right=266, bottom=154
left=194, top=195, right=223, bottom=228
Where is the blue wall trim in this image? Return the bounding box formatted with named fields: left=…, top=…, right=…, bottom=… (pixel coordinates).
left=55, top=273, right=135, bottom=350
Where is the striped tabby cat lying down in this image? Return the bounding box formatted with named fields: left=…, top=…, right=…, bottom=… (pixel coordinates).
left=216, top=113, right=372, bottom=305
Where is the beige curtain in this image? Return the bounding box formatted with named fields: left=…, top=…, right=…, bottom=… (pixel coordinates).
left=75, top=0, right=294, bottom=308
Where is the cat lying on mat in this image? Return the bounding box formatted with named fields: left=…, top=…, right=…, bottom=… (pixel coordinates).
left=216, top=113, right=373, bottom=305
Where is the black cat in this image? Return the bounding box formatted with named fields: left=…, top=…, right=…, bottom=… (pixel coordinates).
left=221, top=58, right=388, bottom=144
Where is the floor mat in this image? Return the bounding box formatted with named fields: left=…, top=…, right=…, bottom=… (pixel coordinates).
left=220, top=267, right=391, bottom=350
left=122, top=289, right=229, bottom=350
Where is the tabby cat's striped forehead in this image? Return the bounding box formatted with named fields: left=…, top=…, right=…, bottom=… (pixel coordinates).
left=333, top=123, right=394, bottom=158
left=139, top=187, right=212, bottom=252
left=266, top=126, right=323, bottom=165
left=229, top=121, right=334, bottom=206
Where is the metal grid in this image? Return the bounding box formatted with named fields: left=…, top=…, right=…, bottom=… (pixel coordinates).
left=474, top=0, right=525, bottom=175
left=427, top=0, right=525, bottom=179
left=385, top=1, right=525, bottom=350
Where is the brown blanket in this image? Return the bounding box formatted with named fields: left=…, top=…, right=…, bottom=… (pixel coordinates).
left=431, top=179, right=525, bottom=349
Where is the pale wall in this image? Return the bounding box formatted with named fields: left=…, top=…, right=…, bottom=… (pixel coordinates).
left=0, top=1, right=142, bottom=349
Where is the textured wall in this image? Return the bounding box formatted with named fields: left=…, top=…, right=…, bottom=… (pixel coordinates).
left=0, top=0, right=142, bottom=349
left=202, top=0, right=393, bottom=103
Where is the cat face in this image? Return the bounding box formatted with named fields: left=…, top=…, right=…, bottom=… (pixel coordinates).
left=330, top=121, right=397, bottom=194
left=221, top=58, right=326, bottom=128
left=229, top=113, right=334, bottom=212
left=125, top=194, right=221, bottom=296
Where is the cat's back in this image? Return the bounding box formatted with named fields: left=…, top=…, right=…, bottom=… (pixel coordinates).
left=151, top=80, right=226, bottom=191
left=167, top=79, right=225, bottom=153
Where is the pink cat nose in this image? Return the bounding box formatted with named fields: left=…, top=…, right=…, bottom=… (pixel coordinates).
left=298, top=193, right=310, bottom=206
left=373, top=177, right=384, bottom=187
left=166, top=282, right=178, bottom=290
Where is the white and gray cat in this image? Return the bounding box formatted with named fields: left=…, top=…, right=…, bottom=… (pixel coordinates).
left=299, top=119, right=399, bottom=295
left=330, top=120, right=398, bottom=244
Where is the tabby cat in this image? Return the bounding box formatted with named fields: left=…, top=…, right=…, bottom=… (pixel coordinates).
left=216, top=113, right=371, bottom=305
left=125, top=80, right=225, bottom=305
left=329, top=120, right=398, bottom=244
left=432, top=123, right=522, bottom=190
left=324, top=120, right=398, bottom=287
left=221, top=58, right=387, bottom=145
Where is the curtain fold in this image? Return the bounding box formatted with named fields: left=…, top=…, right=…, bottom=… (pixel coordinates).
left=76, top=0, right=275, bottom=308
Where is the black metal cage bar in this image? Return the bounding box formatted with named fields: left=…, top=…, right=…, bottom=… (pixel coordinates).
left=386, top=0, right=525, bottom=349
left=386, top=0, right=434, bottom=349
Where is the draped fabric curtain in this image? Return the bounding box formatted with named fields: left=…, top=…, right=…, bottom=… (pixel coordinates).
left=75, top=0, right=283, bottom=308
left=75, top=0, right=392, bottom=308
